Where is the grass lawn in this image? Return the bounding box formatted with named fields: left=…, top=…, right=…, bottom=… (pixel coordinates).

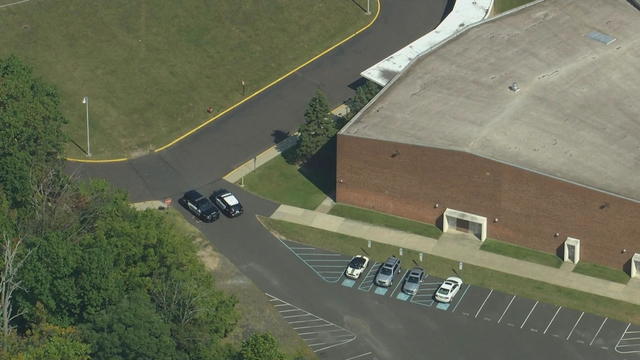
left=573, top=262, right=630, bottom=285
left=260, top=217, right=640, bottom=324
left=0, top=0, right=377, bottom=159
left=239, top=141, right=336, bottom=210
left=480, top=238, right=562, bottom=268
left=329, top=203, right=442, bottom=239
left=493, top=0, right=536, bottom=14
left=162, top=209, right=317, bottom=359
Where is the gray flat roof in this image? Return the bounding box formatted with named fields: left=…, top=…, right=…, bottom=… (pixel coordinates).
left=341, top=0, right=640, bottom=202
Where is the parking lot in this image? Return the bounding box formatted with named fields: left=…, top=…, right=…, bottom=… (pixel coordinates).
left=278, top=238, right=640, bottom=358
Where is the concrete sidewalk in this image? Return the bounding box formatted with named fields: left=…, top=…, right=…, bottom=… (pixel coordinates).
left=271, top=204, right=640, bottom=306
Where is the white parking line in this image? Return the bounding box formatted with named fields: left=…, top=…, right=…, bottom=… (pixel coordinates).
left=543, top=306, right=562, bottom=334
left=283, top=314, right=313, bottom=319
left=475, top=289, right=493, bottom=318
left=566, top=312, right=584, bottom=340
left=589, top=317, right=607, bottom=346
left=390, top=270, right=409, bottom=297
left=451, top=284, right=470, bottom=313
left=345, top=352, right=372, bottom=360
left=615, top=323, right=631, bottom=353
left=497, top=295, right=516, bottom=324
left=293, top=324, right=334, bottom=330
left=520, top=301, right=538, bottom=329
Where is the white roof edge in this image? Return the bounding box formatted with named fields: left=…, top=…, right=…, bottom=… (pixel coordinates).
left=361, top=0, right=495, bottom=86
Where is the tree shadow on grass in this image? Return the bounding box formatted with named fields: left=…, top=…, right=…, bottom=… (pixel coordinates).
left=297, top=137, right=337, bottom=200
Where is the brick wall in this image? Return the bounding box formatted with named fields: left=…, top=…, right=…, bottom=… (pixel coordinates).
left=336, top=135, right=640, bottom=270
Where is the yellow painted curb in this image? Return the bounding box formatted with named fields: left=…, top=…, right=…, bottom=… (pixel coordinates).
left=66, top=1, right=381, bottom=163
left=65, top=157, right=128, bottom=163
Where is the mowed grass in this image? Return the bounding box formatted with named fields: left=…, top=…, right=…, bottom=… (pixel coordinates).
left=480, top=238, right=562, bottom=268
left=493, top=0, right=536, bottom=13
left=239, top=141, right=336, bottom=210
left=260, top=217, right=640, bottom=324
left=573, top=262, right=630, bottom=285
left=0, top=0, right=377, bottom=158
left=329, top=203, right=442, bottom=239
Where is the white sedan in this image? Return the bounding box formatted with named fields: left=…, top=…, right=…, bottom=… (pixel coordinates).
left=345, top=255, right=370, bottom=279
left=434, top=276, right=463, bottom=303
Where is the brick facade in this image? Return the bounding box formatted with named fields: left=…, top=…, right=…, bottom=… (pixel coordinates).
left=336, top=135, right=640, bottom=270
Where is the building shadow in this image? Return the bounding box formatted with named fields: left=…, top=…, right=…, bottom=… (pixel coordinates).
left=297, top=137, right=337, bottom=200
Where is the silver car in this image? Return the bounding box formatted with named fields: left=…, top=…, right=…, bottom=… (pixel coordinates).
left=402, top=267, right=425, bottom=295
left=375, top=256, right=401, bottom=287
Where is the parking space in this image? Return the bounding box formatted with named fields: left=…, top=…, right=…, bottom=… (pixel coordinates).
left=472, top=289, right=513, bottom=322
left=410, top=275, right=441, bottom=307
left=543, top=306, right=583, bottom=340
left=616, top=323, right=640, bottom=354
left=266, top=293, right=357, bottom=353
left=568, top=312, right=605, bottom=344
left=494, top=296, right=538, bottom=329
left=449, top=284, right=492, bottom=317
left=515, top=301, right=558, bottom=333
left=280, top=239, right=351, bottom=283
left=277, top=239, right=640, bottom=358
left=358, top=262, right=381, bottom=292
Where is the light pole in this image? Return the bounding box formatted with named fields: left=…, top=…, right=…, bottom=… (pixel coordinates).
left=366, top=0, right=370, bottom=15
left=82, top=96, right=91, bottom=157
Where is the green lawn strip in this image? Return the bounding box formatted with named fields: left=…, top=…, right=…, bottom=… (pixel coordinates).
left=259, top=217, right=640, bottom=324
left=0, top=0, right=376, bottom=158
left=238, top=151, right=327, bottom=210
left=493, top=0, right=536, bottom=13
left=573, top=262, right=630, bottom=285
left=163, top=210, right=317, bottom=359
left=329, top=203, right=442, bottom=239
left=480, top=238, right=562, bottom=268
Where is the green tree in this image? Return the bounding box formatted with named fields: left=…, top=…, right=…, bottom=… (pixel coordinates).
left=346, top=80, right=382, bottom=118
left=239, top=333, right=285, bottom=360
left=81, top=290, right=176, bottom=360
left=296, top=90, right=336, bottom=163
left=4, top=323, right=91, bottom=360
left=0, top=55, right=68, bottom=209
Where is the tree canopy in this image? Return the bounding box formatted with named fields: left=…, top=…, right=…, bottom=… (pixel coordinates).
left=0, top=55, right=287, bottom=360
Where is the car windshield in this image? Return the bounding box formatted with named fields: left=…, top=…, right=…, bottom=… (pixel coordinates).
left=197, top=199, right=215, bottom=212
left=438, top=288, right=450, bottom=295
left=407, top=276, right=419, bottom=283
left=349, top=258, right=365, bottom=269
left=380, top=267, right=392, bottom=275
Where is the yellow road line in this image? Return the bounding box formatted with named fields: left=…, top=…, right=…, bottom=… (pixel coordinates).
left=67, top=1, right=381, bottom=163
left=65, top=157, right=128, bottom=163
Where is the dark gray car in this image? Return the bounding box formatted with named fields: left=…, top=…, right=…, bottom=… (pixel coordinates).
left=375, top=256, right=401, bottom=287
left=402, top=267, right=425, bottom=295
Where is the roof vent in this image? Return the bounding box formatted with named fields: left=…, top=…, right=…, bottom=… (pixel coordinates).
left=509, top=82, right=520, bottom=93
left=586, top=31, right=616, bottom=45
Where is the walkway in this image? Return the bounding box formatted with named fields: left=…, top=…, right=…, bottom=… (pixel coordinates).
left=270, top=204, right=640, bottom=306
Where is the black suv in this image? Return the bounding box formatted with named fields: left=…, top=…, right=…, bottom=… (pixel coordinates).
left=210, top=189, right=244, bottom=217
left=179, top=190, right=220, bottom=222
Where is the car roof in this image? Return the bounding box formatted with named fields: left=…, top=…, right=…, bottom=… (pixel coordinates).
left=383, top=257, right=399, bottom=266
left=184, top=190, right=203, bottom=200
